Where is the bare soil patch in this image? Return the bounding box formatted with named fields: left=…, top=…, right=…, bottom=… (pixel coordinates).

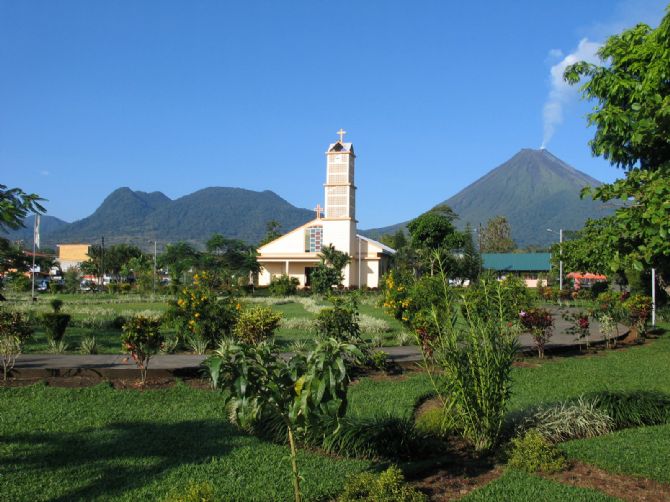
left=0, top=375, right=211, bottom=389
left=413, top=464, right=503, bottom=501
left=544, top=461, right=670, bottom=502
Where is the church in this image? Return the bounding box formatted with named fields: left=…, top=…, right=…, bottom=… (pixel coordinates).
left=257, top=131, right=395, bottom=289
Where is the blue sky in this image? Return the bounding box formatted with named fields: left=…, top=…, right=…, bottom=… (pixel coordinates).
left=0, top=0, right=666, bottom=229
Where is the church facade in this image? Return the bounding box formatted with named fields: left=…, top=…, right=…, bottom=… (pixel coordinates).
left=257, top=132, right=395, bottom=289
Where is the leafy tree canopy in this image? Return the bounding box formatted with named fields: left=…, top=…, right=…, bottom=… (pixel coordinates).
left=0, top=184, right=45, bottom=233
left=407, top=204, right=460, bottom=251
left=566, top=8, right=670, bottom=284
left=480, top=216, right=516, bottom=253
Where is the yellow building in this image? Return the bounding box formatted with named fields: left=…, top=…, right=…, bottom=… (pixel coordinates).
left=257, top=131, right=395, bottom=289
left=57, top=243, right=91, bottom=271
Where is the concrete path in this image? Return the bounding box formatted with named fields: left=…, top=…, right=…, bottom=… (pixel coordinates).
left=13, top=314, right=626, bottom=377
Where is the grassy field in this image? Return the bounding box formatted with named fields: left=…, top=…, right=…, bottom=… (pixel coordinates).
left=5, top=292, right=407, bottom=354
left=4, top=290, right=670, bottom=500
left=461, top=470, right=619, bottom=501
left=0, top=383, right=370, bottom=502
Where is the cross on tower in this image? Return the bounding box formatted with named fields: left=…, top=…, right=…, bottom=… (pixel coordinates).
left=313, top=204, right=323, bottom=219
left=337, top=128, right=346, bottom=143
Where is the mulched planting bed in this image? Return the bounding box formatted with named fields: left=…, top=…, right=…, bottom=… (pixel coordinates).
left=544, top=462, right=670, bottom=502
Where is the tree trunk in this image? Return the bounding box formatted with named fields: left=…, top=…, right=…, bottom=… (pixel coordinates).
left=287, top=426, right=302, bottom=502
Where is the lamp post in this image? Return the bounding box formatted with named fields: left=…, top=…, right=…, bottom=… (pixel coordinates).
left=547, top=228, right=563, bottom=290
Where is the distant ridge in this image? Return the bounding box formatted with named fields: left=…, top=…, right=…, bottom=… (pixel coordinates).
left=2, top=187, right=314, bottom=249
left=363, top=149, right=613, bottom=247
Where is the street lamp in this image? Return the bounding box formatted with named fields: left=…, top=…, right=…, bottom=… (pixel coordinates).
left=547, top=228, right=563, bottom=291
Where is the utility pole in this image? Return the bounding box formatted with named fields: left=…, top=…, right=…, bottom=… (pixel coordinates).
left=101, top=236, right=105, bottom=287
left=547, top=228, right=563, bottom=290
left=153, top=240, right=157, bottom=297
left=559, top=228, right=563, bottom=291
left=652, top=268, right=656, bottom=327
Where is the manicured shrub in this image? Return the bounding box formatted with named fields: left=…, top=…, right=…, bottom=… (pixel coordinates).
left=42, top=300, right=71, bottom=343
left=515, top=397, right=614, bottom=443
left=586, top=390, right=670, bottom=429
left=121, top=315, right=164, bottom=384
left=338, top=466, right=427, bottom=502
left=234, top=306, right=282, bottom=345
left=315, top=295, right=362, bottom=344
left=508, top=430, right=567, bottom=474
left=0, top=310, right=33, bottom=380
left=268, top=274, right=300, bottom=296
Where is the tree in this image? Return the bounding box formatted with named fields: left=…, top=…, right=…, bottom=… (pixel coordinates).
left=82, top=243, right=145, bottom=280
left=406, top=205, right=463, bottom=275
left=480, top=216, right=516, bottom=253
left=565, top=9, right=670, bottom=287
left=159, top=242, right=200, bottom=287
left=407, top=204, right=459, bottom=251
left=259, top=220, right=282, bottom=246
left=0, top=184, right=45, bottom=233
left=310, top=244, right=350, bottom=294
left=205, top=339, right=362, bottom=502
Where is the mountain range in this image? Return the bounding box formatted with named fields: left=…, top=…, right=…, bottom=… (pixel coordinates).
left=2, top=148, right=613, bottom=250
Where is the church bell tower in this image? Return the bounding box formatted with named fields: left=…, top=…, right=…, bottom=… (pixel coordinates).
left=324, top=128, right=356, bottom=221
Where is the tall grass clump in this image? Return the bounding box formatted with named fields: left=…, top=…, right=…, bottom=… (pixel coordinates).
left=586, top=390, right=670, bottom=429
left=513, top=397, right=614, bottom=443
left=418, top=254, right=519, bottom=452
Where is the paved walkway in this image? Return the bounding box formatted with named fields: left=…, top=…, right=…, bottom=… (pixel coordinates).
left=13, top=315, right=626, bottom=377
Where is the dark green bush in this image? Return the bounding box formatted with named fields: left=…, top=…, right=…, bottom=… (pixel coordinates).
left=590, top=281, right=609, bottom=298
left=42, top=312, right=71, bottom=342
left=233, top=306, right=282, bottom=345
left=338, top=466, right=427, bottom=502
left=316, top=295, right=362, bottom=344
left=110, top=315, right=127, bottom=330
left=508, top=430, right=567, bottom=474
left=50, top=299, right=63, bottom=312
left=587, top=390, right=670, bottom=429
left=322, top=416, right=436, bottom=460
left=268, top=274, right=300, bottom=296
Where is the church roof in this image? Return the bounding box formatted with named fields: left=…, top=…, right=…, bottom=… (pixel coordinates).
left=327, top=141, right=354, bottom=153
left=356, top=234, right=396, bottom=255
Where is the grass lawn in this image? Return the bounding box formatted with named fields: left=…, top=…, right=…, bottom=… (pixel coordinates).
left=0, top=383, right=369, bottom=502
left=5, top=288, right=669, bottom=500
left=11, top=292, right=406, bottom=353
left=562, top=423, right=670, bottom=484
left=461, top=470, right=620, bottom=501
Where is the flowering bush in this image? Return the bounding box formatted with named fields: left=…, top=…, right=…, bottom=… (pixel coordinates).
left=168, top=272, right=239, bottom=349
left=121, top=315, right=164, bottom=384
left=623, top=294, right=652, bottom=337
left=564, top=311, right=591, bottom=350
left=381, top=270, right=414, bottom=324
left=519, top=308, right=554, bottom=358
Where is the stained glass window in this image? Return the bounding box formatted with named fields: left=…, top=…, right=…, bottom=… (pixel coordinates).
left=305, top=226, right=323, bottom=253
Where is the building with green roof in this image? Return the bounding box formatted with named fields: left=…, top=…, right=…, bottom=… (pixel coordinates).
left=481, top=253, right=551, bottom=287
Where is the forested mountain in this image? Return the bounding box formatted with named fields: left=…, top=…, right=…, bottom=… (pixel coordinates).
left=2, top=187, right=314, bottom=249
left=364, top=149, right=614, bottom=248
